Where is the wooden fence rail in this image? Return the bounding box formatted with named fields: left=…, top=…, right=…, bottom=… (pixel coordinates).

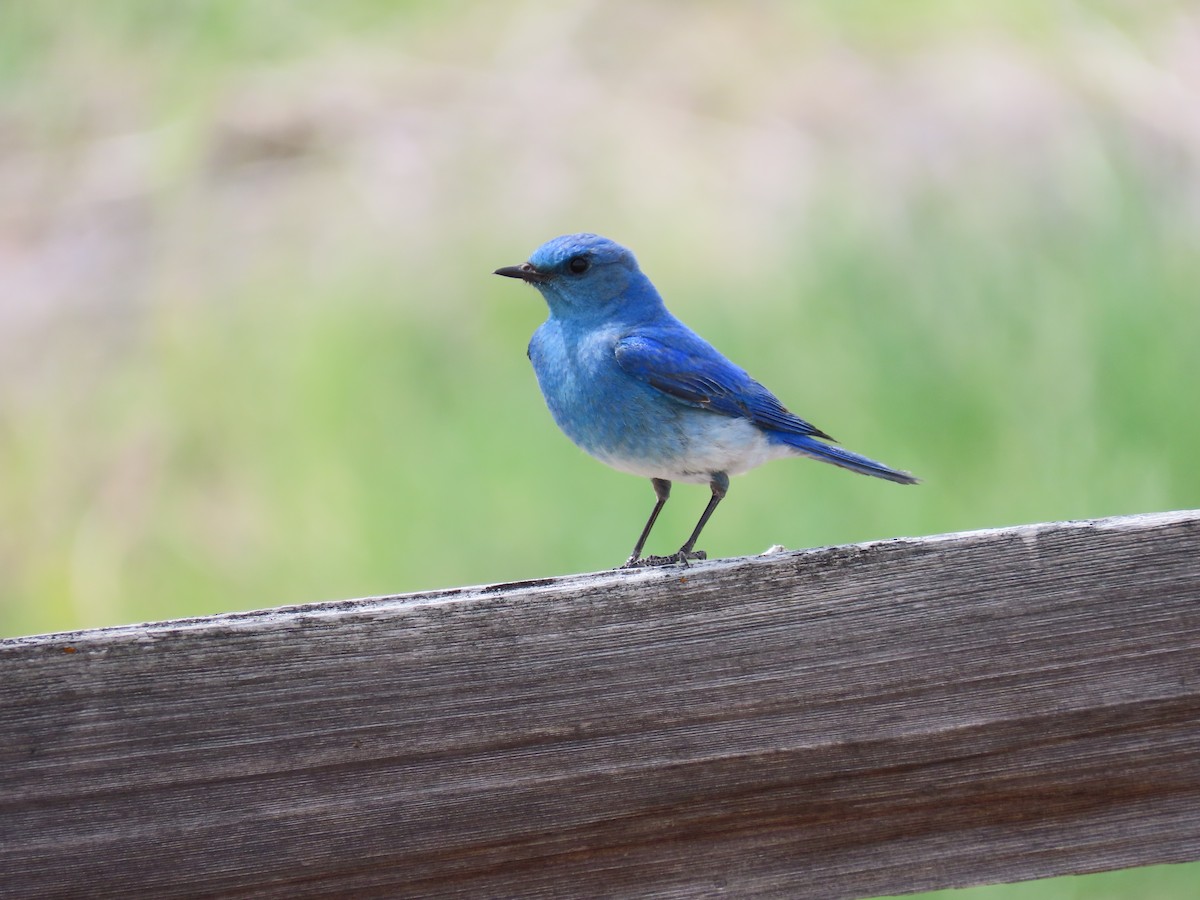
left=3, top=511, right=1200, bottom=898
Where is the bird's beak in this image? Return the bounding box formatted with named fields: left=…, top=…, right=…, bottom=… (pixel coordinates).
left=494, top=262, right=550, bottom=284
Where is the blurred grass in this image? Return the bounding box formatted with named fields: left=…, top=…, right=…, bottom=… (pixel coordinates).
left=2, top=3, right=1199, bottom=895
left=6, top=158, right=1195, bottom=634
left=906, top=863, right=1200, bottom=900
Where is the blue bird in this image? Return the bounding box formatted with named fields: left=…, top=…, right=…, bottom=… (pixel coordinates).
left=495, top=233, right=917, bottom=568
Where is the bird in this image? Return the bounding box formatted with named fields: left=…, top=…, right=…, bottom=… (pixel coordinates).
left=495, top=233, right=917, bottom=569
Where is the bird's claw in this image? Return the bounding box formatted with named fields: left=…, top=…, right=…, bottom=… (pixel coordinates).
left=620, top=549, right=707, bottom=569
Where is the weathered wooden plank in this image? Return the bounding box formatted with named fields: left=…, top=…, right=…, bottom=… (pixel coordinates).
left=2, top=511, right=1199, bottom=899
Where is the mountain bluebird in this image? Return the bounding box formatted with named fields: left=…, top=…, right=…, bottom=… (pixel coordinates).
left=495, top=233, right=917, bottom=568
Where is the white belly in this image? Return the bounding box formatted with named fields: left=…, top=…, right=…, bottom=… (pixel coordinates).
left=595, top=416, right=795, bottom=484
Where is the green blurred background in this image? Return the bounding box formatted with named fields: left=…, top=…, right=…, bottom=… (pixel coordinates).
left=1, top=2, right=1198, bottom=895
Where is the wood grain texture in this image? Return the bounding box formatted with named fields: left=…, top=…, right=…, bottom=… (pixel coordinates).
left=3, top=511, right=1200, bottom=899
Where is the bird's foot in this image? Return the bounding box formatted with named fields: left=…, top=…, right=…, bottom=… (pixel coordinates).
left=620, top=549, right=707, bottom=569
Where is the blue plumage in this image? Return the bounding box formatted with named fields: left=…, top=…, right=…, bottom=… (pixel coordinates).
left=496, top=233, right=917, bottom=568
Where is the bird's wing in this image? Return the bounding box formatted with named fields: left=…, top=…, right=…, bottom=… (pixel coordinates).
left=614, top=330, right=834, bottom=441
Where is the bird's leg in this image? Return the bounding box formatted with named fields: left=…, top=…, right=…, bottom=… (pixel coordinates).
left=620, top=478, right=672, bottom=569
left=670, top=472, right=729, bottom=565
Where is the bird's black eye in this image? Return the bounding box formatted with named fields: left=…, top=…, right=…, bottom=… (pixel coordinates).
left=566, top=256, right=590, bottom=275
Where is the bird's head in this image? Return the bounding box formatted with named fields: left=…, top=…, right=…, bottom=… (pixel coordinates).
left=494, top=233, right=659, bottom=321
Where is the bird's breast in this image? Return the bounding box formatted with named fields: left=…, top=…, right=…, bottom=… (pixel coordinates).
left=528, top=322, right=639, bottom=453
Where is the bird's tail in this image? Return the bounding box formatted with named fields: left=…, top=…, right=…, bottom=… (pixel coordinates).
left=773, top=432, right=919, bottom=485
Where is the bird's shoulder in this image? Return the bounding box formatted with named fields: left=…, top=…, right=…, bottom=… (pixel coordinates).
left=614, top=321, right=752, bottom=393
left=613, top=322, right=833, bottom=440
